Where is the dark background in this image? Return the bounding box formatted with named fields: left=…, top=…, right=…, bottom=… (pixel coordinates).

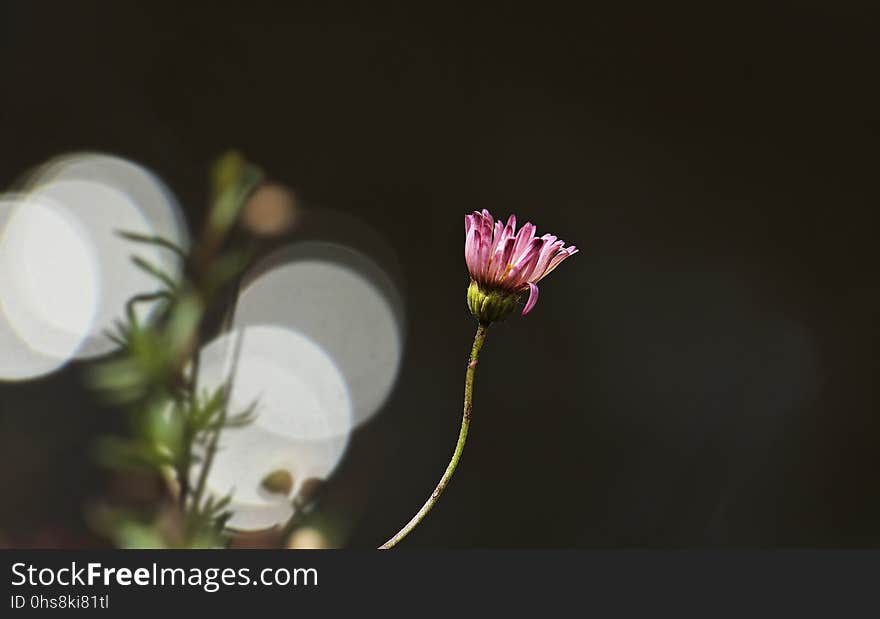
left=1, top=4, right=878, bottom=547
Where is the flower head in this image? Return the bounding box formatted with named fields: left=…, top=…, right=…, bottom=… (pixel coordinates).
left=465, top=209, right=577, bottom=322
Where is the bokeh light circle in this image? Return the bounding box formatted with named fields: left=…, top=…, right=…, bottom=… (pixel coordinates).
left=0, top=195, right=98, bottom=380
left=234, top=241, right=404, bottom=431
left=0, top=152, right=189, bottom=380
left=195, top=325, right=352, bottom=530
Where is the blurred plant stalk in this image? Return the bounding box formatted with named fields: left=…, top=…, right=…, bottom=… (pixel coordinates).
left=89, top=151, right=264, bottom=549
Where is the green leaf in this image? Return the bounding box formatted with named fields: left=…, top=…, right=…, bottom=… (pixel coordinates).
left=131, top=256, right=179, bottom=292
left=116, top=230, right=188, bottom=261
left=208, top=150, right=264, bottom=240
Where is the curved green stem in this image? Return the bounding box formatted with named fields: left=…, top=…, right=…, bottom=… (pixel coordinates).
left=379, top=322, right=489, bottom=549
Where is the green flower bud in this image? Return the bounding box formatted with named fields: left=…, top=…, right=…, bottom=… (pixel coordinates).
left=466, top=280, right=522, bottom=323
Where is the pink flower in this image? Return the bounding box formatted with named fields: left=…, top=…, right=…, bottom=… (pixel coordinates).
left=465, top=209, right=577, bottom=317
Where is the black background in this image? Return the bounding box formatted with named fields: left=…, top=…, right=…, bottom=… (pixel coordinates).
left=0, top=4, right=878, bottom=547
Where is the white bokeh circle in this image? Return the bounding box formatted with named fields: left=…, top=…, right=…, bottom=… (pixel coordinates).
left=195, top=325, right=352, bottom=530
left=0, top=152, right=190, bottom=381
left=234, top=241, right=404, bottom=430
left=0, top=195, right=98, bottom=380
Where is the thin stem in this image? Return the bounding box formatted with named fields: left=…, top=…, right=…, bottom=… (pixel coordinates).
left=379, top=322, right=489, bottom=549
left=190, top=301, right=244, bottom=515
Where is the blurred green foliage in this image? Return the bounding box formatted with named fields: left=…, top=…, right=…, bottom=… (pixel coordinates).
left=88, top=151, right=267, bottom=549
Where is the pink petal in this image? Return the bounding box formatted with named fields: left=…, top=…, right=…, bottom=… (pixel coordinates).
left=465, top=228, right=481, bottom=274
left=532, top=239, right=565, bottom=282
left=503, top=214, right=517, bottom=240
left=522, top=282, right=539, bottom=315
left=488, top=239, right=504, bottom=280
left=469, top=214, right=489, bottom=278
left=535, top=245, right=578, bottom=282
left=489, top=220, right=505, bottom=257
left=477, top=228, right=491, bottom=280
left=511, top=222, right=536, bottom=263
left=490, top=216, right=518, bottom=279
left=478, top=212, right=493, bottom=245
left=492, top=236, right=517, bottom=281
left=473, top=211, right=490, bottom=240
left=508, top=238, right=544, bottom=286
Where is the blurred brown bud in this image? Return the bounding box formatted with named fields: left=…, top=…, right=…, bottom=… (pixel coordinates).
left=241, top=183, right=298, bottom=237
